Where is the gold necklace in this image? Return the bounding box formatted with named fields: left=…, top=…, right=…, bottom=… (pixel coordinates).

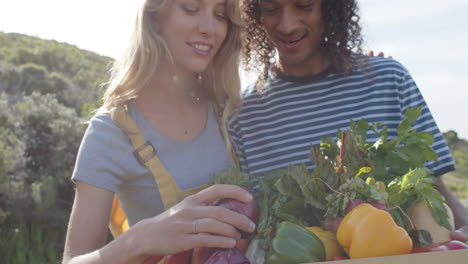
left=188, top=90, right=201, bottom=102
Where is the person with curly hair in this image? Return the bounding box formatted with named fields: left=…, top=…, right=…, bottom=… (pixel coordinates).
left=241, top=0, right=363, bottom=91
left=229, top=0, right=468, bottom=241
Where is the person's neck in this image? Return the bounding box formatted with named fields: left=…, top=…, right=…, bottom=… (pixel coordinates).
left=276, top=52, right=329, bottom=78
left=137, top=63, right=203, bottom=107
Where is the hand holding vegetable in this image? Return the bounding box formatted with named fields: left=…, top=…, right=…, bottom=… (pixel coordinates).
left=192, top=188, right=258, bottom=263
left=136, top=184, right=256, bottom=258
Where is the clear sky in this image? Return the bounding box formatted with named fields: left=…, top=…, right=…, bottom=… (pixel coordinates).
left=1, top=0, right=467, bottom=139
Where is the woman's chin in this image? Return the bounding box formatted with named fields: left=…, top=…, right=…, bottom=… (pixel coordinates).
left=178, top=60, right=211, bottom=74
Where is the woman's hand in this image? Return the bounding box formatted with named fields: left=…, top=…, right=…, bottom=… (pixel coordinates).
left=134, top=184, right=257, bottom=257
left=451, top=226, right=468, bottom=242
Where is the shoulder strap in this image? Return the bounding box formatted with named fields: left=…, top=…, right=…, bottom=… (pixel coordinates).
left=113, top=105, right=184, bottom=209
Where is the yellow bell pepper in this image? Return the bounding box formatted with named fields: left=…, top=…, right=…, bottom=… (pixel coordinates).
left=306, top=227, right=345, bottom=261
left=337, top=203, right=413, bottom=259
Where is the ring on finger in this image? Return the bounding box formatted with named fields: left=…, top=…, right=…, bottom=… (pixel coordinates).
left=192, top=219, right=200, bottom=234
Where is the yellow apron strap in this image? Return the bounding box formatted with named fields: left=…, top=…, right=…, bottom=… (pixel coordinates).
left=113, top=106, right=207, bottom=209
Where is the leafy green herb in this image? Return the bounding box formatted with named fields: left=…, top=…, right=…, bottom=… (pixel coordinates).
left=250, top=169, right=324, bottom=250
left=212, top=107, right=450, bottom=242
left=210, top=167, right=253, bottom=189
left=325, top=177, right=387, bottom=219
left=365, top=108, right=439, bottom=184
left=387, top=168, right=451, bottom=230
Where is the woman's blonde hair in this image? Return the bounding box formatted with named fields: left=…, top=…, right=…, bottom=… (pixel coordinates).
left=97, top=0, right=242, bottom=153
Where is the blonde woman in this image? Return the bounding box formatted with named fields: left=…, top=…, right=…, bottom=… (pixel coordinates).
left=62, top=0, right=255, bottom=263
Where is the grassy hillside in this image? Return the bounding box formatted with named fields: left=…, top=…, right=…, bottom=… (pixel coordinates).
left=0, top=32, right=112, bottom=115
left=443, top=131, right=468, bottom=208
left=0, top=32, right=113, bottom=263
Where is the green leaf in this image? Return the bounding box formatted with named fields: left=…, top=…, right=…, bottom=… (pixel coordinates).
left=397, top=108, right=422, bottom=137
left=350, top=119, right=370, bottom=141
left=289, top=164, right=328, bottom=210
left=320, top=137, right=339, bottom=161
left=389, top=209, right=406, bottom=228
left=422, top=189, right=452, bottom=230
left=210, top=167, right=253, bottom=189
left=369, top=187, right=387, bottom=203
left=401, top=168, right=431, bottom=190
left=417, top=132, right=435, bottom=145
left=275, top=172, right=302, bottom=197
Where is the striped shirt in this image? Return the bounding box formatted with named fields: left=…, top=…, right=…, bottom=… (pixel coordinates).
left=228, top=56, right=455, bottom=176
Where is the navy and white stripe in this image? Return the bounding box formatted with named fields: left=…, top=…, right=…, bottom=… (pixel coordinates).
left=228, top=56, right=455, bottom=176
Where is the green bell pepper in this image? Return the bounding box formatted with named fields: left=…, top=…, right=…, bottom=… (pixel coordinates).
left=266, top=221, right=326, bottom=264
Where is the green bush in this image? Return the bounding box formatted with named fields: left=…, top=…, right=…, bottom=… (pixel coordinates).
left=0, top=221, right=60, bottom=264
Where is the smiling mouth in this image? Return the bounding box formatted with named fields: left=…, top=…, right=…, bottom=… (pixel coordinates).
left=281, top=34, right=305, bottom=45
left=277, top=34, right=306, bottom=50
left=189, top=42, right=212, bottom=52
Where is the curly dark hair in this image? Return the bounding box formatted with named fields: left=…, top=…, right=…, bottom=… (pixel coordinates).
left=240, top=0, right=364, bottom=93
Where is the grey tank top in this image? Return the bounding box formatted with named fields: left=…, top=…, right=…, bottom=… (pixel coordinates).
left=71, top=103, right=233, bottom=226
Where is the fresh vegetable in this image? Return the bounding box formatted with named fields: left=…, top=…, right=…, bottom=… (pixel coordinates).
left=210, top=107, right=453, bottom=263
left=322, top=109, right=447, bottom=223
left=387, top=168, right=453, bottom=231
left=235, top=240, right=251, bottom=255
left=191, top=248, right=210, bottom=264
left=213, top=189, right=259, bottom=239
left=324, top=217, right=342, bottom=233
left=266, top=221, right=325, bottom=264
left=191, top=240, right=250, bottom=262
left=337, top=203, right=413, bottom=259
left=143, top=250, right=192, bottom=264
left=245, top=239, right=267, bottom=264
left=306, top=226, right=345, bottom=261
left=371, top=202, right=389, bottom=212
left=325, top=177, right=388, bottom=229
left=408, top=199, right=455, bottom=243
left=193, top=248, right=249, bottom=264
left=345, top=199, right=366, bottom=214
left=247, top=168, right=325, bottom=251
left=191, top=189, right=258, bottom=264
left=359, top=108, right=439, bottom=185
left=411, top=240, right=468, bottom=253
left=142, top=256, right=163, bottom=264
left=166, top=250, right=192, bottom=264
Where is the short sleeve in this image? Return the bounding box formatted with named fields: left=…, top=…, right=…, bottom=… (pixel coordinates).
left=71, top=114, right=128, bottom=192
left=396, top=65, right=455, bottom=176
